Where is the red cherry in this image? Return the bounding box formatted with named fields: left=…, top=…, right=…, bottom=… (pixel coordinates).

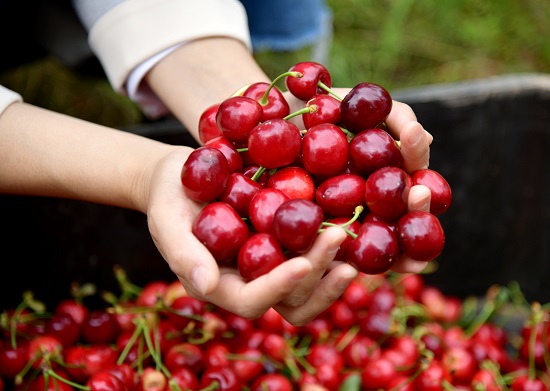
left=64, top=344, right=118, bottom=383
left=216, top=96, right=263, bottom=143
left=238, top=233, right=287, bottom=281
left=396, top=211, right=445, bottom=262
left=192, top=202, right=250, bottom=264
left=361, top=357, right=397, bottom=390
left=242, top=165, right=270, bottom=187
left=510, top=374, right=547, bottom=391
left=340, top=82, right=393, bottom=133
left=136, top=280, right=168, bottom=307
left=230, top=347, right=265, bottom=383
left=247, top=119, right=302, bottom=169
left=170, top=367, right=200, bottom=391
left=86, top=371, right=127, bottom=391
left=198, top=103, right=223, bottom=144
left=341, top=278, right=371, bottom=311
left=413, top=359, right=452, bottom=391
left=471, top=368, right=501, bottom=391
left=28, top=335, right=63, bottom=369
left=412, top=168, right=452, bottom=215
left=261, top=332, right=290, bottom=363
left=364, top=166, right=412, bottom=222
left=249, top=188, right=290, bottom=233
left=204, top=135, right=244, bottom=173
left=267, top=166, right=315, bottom=201
left=243, top=81, right=290, bottom=121
left=45, top=313, right=80, bottom=348
left=349, top=128, right=403, bottom=176
left=441, top=346, right=477, bottom=385
left=31, top=370, right=75, bottom=391
left=271, top=198, right=324, bottom=253
left=54, top=298, right=89, bottom=327
left=200, top=366, right=243, bottom=391
left=181, top=146, right=230, bottom=202
left=0, top=342, right=29, bottom=378
left=104, top=364, right=138, bottom=391
left=301, top=123, right=349, bottom=177
left=166, top=296, right=206, bottom=330
left=164, top=342, right=205, bottom=374
left=346, top=221, right=399, bottom=274
left=315, top=174, right=366, bottom=217
left=81, top=309, right=120, bottom=345
left=204, top=342, right=231, bottom=369
left=218, top=172, right=263, bottom=218
left=325, top=217, right=361, bottom=261
left=306, top=343, right=344, bottom=372
left=303, top=94, right=341, bottom=129
left=285, top=61, right=332, bottom=101
left=341, top=334, right=381, bottom=368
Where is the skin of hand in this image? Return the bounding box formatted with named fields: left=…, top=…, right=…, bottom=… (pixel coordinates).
left=145, top=38, right=434, bottom=325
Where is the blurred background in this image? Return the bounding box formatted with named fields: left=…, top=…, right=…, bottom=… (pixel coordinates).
left=2, top=0, right=550, bottom=308
left=1, top=0, right=549, bottom=128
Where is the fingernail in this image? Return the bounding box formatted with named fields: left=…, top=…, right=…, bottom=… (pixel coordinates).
left=409, top=125, right=424, bottom=146
left=191, top=265, right=208, bottom=295
left=338, top=267, right=359, bottom=290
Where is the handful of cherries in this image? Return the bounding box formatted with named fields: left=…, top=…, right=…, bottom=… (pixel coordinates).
left=181, top=61, right=452, bottom=280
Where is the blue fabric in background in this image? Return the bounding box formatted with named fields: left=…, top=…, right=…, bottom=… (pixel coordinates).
left=239, top=0, right=332, bottom=52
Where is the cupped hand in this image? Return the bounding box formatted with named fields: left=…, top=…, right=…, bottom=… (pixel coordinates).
left=145, top=146, right=356, bottom=325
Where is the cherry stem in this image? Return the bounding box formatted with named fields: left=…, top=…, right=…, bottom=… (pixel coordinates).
left=251, top=166, right=267, bottom=182
left=45, top=368, right=90, bottom=390
left=260, top=71, right=300, bottom=105
left=320, top=205, right=364, bottom=237
left=339, top=126, right=356, bottom=139
left=317, top=80, right=344, bottom=101
left=283, top=105, right=316, bottom=121
left=236, top=147, right=248, bottom=153
left=528, top=302, right=544, bottom=380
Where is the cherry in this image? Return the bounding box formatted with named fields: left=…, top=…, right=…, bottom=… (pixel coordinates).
left=306, top=343, right=344, bottom=372
left=198, top=103, right=223, bottom=144
left=315, top=174, right=366, bottom=217
left=45, top=313, right=80, bottom=348
left=340, top=81, right=393, bottom=133
left=81, top=309, right=120, bottom=345
left=341, top=278, right=372, bottom=311
left=251, top=373, right=294, bottom=391
left=115, top=330, right=152, bottom=368
left=271, top=198, right=324, bottom=253
left=104, top=364, right=138, bottom=391
left=301, top=123, right=349, bottom=177
left=218, top=172, right=263, bottom=218
left=364, top=166, right=412, bottom=222
left=54, top=298, right=89, bottom=327
left=510, top=374, right=548, bottom=391
left=348, top=128, right=403, bottom=176
left=230, top=346, right=265, bottom=383
left=242, top=81, right=290, bottom=121
left=285, top=61, right=332, bottom=101
left=204, top=135, right=244, bottom=173
left=204, top=342, right=231, bottom=369
left=267, top=166, right=315, bottom=201
left=396, top=211, right=445, bottom=262
left=298, top=317, right=333, bottom=343
left=139, top=367, right=166, bottom=391
left=237, top=233, right=287, bottom=281
left=413, top=359, right=452, bottom=391
left=169, top=367, right=200, bottom=391
left=181, top=146, right=230, bottom=203
left=248, top=188, right=290, bottom=233
left=470, top=368, right=501, bottom=391
left=136, top=280, right=168, bottom=307
left=326, top=298, right=358, bottom=330
left=30, top=370, right=75, bottom=391
left=412, top=168, right=453, bottom=215
left=441, top=346, right=477, bottom=385
left=303, top=364, right=341, bottom=391
left=346, top=220, right=399, bottom=274
left=325, top=217, right=361, bottom=261
left=164, top=342, right=205, bottom=374
left=360, top=357, right=397, bottom=390
left=86, top=371, right=127, bottom=391
left=191, top=201, right=249, bottom=264
left=200, top=366, right=243, bottom=391
left=166, top=295, right=206, bottom=330
left=64, top=344, right=118, bottom=383
left=216, top=96, right=263, bottom=143
left=242, top=165, right=270, bottom=187
left=302, top=94, right=341, bottom=129
left=28, top=334, right=63, bottom=369
left=260, top=332, right=290, bottom=363
left=341, top=334, right=381, bottom=368
left=0, top=341, right=29, bottom=378
left=247, top=118, right=302, bottom=169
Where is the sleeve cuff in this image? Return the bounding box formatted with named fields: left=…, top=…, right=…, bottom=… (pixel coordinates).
left=0, top=85, right=23, bottom=116
left=88, top=0, right=252, bottom=95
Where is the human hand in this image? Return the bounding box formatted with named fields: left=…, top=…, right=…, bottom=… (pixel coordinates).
left=144, top=146, right=356, bottom=325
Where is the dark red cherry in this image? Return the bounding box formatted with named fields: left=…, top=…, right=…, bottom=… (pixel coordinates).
left=303, top=94, right=342, bottom=129
left=216, top=96, right=263, bottom=143
left=267, top=166, right=315, bottom=201
left=412, top=169, right=452, bottom=215
left=271, top=198, right=324, bottom=253
left=249, top=188, right=291, bottom=233
left=285, top=61, right=332, bottom=101
left=81, top=309, right=120, bottom=345
left=166, top=296, right=206, bottom=330
left=396, top=211, right=445, bottom=262
left=192, top=202, right=250, bottom=264
left=340, top=82, right=393, bottom=133
left=181, top=146, right=230, bottom=202
left=349, top=128, right=403, bottom=176
left=315, top=173, right=366, bottom=217
left=198, top=103, right=223, bottom=144
left=204, top=135, right=243, bottom=173
left=325, top=217, right=361, bottom=261
left=346, top=221, right=399, bottom=275
left=200, top=366, right=243, bottom=391
left=218, top=172, right=263, bottom=218
left=364, top=166, right=411, bottom=222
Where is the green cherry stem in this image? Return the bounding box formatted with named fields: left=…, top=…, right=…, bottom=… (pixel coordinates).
left=260, top=71, right=301, bottom=105
left=283, top=105, right=316, bottom=121
left=320, top=205, right=364, bottom=237
left=318, top=80, right=344, bottom=101
left=251, top=166, right=267, bottom=182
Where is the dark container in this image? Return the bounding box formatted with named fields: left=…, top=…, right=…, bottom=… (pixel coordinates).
left=2, top=73, right=550, bottom=310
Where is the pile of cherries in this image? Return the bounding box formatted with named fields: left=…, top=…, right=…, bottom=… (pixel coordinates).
left=1, top=268, right=549, bottom=391
left=182, top=61, right=451, bottom=279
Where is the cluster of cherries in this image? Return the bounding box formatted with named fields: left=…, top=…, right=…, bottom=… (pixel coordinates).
left=182, top=61, right=451, bottom=279
left=1, top=269, right=549, bottom=391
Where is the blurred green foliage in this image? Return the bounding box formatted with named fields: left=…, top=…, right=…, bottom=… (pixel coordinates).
left=1, top=0, right=549, bottom=128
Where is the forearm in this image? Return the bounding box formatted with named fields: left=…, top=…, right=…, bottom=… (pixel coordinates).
left=0, top=102, right=178, bottom=212
left=146, top=37, right=271, bottom=141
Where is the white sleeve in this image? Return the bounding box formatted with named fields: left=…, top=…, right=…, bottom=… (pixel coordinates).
left=0, top=85, right=23, bottom=117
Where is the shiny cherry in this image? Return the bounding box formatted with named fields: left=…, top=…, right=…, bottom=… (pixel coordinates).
left=315, top=173, right=366, bottom=217
left=364, top=166, right=412, bottom=222
left=243, top=81, right=290, bottom=121
left=340, top=82, right=393, bottom=132
left=325, top=216, right=361, bottom=261
left=200, top=366, right=243, bottom=391
left=267, top=166, right=315, bottom=201
left=271, top=198, right=324, bottom=253
left=238, top=233, right=287, bottom=281
left=349, top=128, right=403, bottom=176
left=247, top=118, right=302, bottom=169
left=218, top=172, right=263, bottom=218
left=198, top=103, right=223, bottom=144
left=251, top=373, right=294, bottom=391
left=303, top=94, right=341, bottom=129
left=166, top=296, right=206, bottom=330
left=249, top=188, right=290, bottom=233
left=301, top=123, right=349, bottom=176
left=204, top=135, right=243, bottom=173
left=412, top=168, right=452, bottom=215
left=192, top=202, right=249, bottom=264
left=181, top=146, right=230, bottom=202
left=285, top=61, right=332, bottom=101
left=81, top=309, right=120, bottom=345
left=86, top=371, right=127, bottom=391
left=216, top=96, right=263, bottom=143
left=396, top=211, right=445, bottom=262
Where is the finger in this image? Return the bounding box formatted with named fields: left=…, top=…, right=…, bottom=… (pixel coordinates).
left=390, top=255, right=429, bottom=273
left=408, top=184, right=431, bottom=212
left=279, top=226, right=348, bottom=307
left=199, top=257, right=313, bottom=319
left=274, top=262, right=358, bottom=326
